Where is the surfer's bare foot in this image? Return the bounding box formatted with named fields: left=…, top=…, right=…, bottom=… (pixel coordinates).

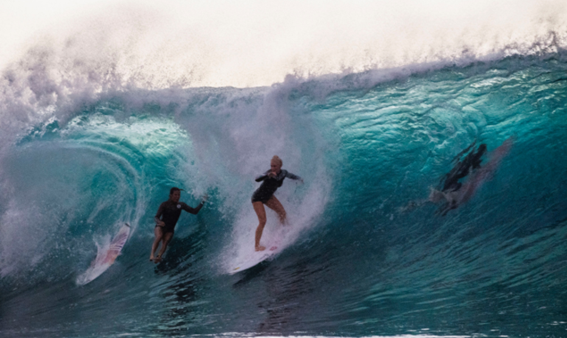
left=149, top=255, right=155, bottom=262
left=154, top=255, right=161, bottom=263
left=255, top=245, right=266, bottom=252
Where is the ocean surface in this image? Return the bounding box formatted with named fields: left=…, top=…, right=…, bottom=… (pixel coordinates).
left=1, top=3, right=567, bottom=337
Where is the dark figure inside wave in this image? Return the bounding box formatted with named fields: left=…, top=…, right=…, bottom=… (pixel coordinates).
left=440, top=142, right=487, bottom=193
left=430, top=142, right=487, bottom=215
left=399, top=141, right=489, bottom=216
left=150, top=187, right=207, bottom=263
left=400, top=137, right=512, bottom=216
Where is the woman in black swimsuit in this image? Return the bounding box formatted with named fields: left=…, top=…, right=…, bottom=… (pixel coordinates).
left=252, top=155, right=302, bottom=251
left=150, top=187, right=206, bottom=262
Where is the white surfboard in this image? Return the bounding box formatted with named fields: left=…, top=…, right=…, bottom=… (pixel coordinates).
left=76, top=223, right=131, bottom=285
left=229, top=225, right=288, bottom=274
left=230, top=244, right=282, bottom=274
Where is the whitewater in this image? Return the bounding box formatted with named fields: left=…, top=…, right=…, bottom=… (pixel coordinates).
left=1, top=1, right=567, bottom=337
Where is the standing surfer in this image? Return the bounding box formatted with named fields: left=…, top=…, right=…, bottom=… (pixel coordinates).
left=252, top=155, right=303, bottom=251
left=150, top=187, right=206, bottom=263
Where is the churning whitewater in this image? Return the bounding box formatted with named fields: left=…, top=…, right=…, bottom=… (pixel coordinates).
left=1, top=1, right=567, bottom=337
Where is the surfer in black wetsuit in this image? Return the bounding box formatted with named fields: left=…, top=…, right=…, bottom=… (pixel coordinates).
left=430, top=142, right=488, bottom=215
left=252, top=155, right=303, bottom=251
left=150, top=187, right=206, bottom=263
left=440, top=142, right=487, bottom=193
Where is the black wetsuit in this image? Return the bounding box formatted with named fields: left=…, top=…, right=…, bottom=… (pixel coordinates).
left=251, top=169, right=301, bottom=203
left=154, top=200, right=204, bottom=233
left=442, top=144, right=487, bottom=192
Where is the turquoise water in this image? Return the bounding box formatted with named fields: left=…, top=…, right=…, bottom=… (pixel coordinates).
left=1, top=54, right=567, bottom=337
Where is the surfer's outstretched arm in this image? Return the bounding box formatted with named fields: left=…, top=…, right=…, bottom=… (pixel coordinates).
left=285, top=171, right=303, bottom=183
left=180, top=199, right=206, bottom=215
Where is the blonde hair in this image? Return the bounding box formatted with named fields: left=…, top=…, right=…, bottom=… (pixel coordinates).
left=271, top=155, right=283, bottom=166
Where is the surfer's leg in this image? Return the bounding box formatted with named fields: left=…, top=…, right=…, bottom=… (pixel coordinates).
left=156, top=232, right=174, bottom=261
left=265, top=196, right=287, bottom=224
left=253, top=201, right=267, bottom=251
left=150, top=226, right=164, bottom=261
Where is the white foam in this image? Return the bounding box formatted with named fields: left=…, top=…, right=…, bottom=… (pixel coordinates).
left=0, top=201, right=49, bottom=277
left=1, top=0, right=565, bottom=90
left=0, top=0, right=565, bottom=155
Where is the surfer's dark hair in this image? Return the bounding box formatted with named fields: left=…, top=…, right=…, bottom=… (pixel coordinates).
left=170, top=187, right=182, bottom=195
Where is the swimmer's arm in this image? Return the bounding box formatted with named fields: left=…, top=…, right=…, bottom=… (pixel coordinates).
left=180, top=201, right=205, bottom=215
left=154, top=203, right=165, bottom=226
left=285, top=171, right=303, bottom=182
left=255, top=170, right=271, bottom=182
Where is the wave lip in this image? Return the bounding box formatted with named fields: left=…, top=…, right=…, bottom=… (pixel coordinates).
left=1, top=0, right=567, bottom=92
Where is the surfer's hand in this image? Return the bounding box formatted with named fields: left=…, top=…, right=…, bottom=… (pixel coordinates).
left=157, top=221, right=165, bottom=227
left=202, top=194, right=208, bottom=202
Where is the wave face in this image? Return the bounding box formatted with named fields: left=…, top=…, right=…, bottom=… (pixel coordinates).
left=1, top=45, right=567, bottom=337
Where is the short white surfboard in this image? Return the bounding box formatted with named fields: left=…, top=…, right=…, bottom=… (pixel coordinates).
left=76, top=223, right=131, bottom=285
left=230, top=244, right=282, bottom=274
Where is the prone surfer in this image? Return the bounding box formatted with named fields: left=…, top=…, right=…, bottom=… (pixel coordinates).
left=399, top=142, right=488, bottom=214
left=252, top=155, right=303, bottom=251
left=440, top=142, right=487, bottom=193
left=429, top=142, right=488, bottom=215
left=150, top=187, right=206, bottom=263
